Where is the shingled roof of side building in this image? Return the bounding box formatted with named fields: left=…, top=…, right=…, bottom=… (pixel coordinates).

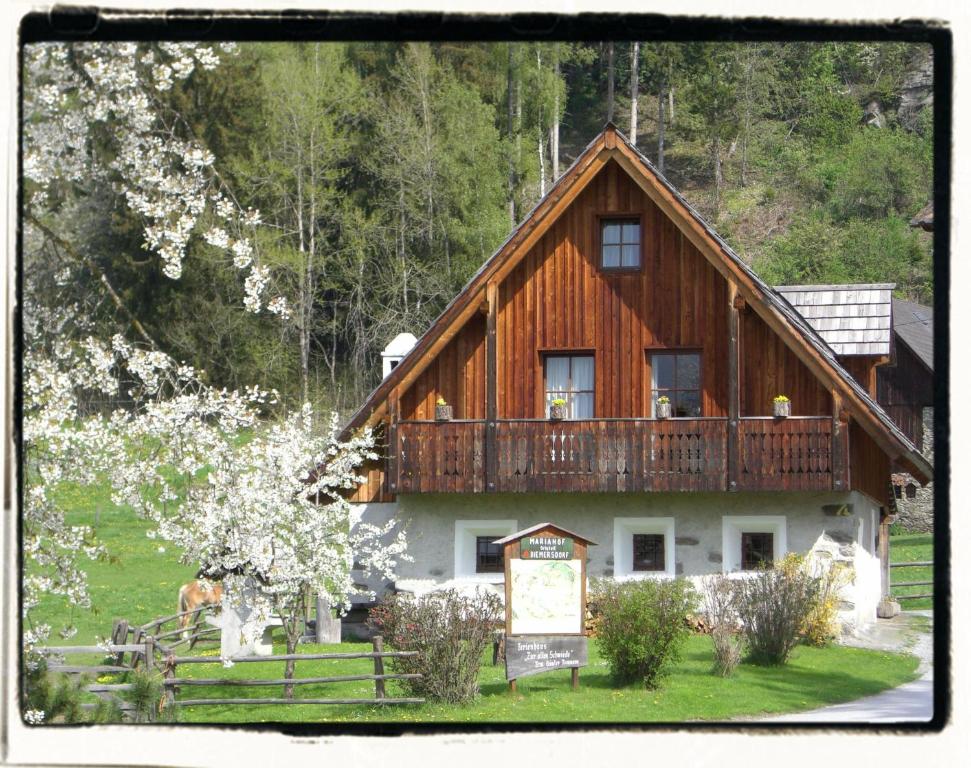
left=774, top=283, right=894, bottom=356
left=892, top=297, right=933, bottom=371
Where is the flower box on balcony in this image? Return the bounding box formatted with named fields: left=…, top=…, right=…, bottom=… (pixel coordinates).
left=772, top=396, right=791, bottom=419
left=435, top=402, right=453, bottom=421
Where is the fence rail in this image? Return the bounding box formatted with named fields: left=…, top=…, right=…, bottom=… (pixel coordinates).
left=41, top=631, right=423, bottom=722
left=889, top=560, right=933, bottom=602
left=161, top=635, right=423, bottom=711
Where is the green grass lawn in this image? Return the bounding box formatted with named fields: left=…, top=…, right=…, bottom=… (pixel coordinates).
left=29, top=480, right=921, bottom=723
left=889, top=532, right=933, bottom=611
left=161, top=637, right=917, bottom=724
left=28, top=480, right=197, bottom=644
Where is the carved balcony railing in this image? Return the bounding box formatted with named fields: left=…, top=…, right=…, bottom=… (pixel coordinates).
left=393, top=416, right=842, bottom=494
left=736, top=416, right=836, bottom=491
left=494, top=419, right=728, bottom=492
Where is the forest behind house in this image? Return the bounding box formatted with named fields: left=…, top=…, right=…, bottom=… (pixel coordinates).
left=24, top=41, right=934, bottom=418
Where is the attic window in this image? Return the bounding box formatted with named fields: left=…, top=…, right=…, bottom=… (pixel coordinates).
left=600, top=217, right=641, bottom=270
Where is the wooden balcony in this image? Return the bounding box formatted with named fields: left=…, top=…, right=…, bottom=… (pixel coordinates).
left=393, top=416, right=844, bottom=495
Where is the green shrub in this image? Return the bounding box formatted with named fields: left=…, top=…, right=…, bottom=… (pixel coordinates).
left=123, top=668, right=165, bottom=723
left=368, top=589, right=502, bottom=704
left=699, top=575, right=743, bottom=677
left=592, top=578, right=696, bottom=689
left=734, top=560, right=821, bottom=665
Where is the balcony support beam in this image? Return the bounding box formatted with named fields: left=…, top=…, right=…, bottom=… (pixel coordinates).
left=485, top=281, right=498, bottom=491
left=727, top=282, right=741, bottom=491
left=388, top=387, right=400, bottom=495
left=832, top=390, right=848, bottom=491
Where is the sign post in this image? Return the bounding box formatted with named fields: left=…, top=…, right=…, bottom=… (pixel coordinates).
left=494, top=523, right=596, bottom=692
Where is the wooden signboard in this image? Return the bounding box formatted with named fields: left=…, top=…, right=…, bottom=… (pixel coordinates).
left=494, top=523, right=596, bottom=691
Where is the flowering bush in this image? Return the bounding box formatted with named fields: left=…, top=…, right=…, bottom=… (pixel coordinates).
left=592, top=578, right=696, bottom=689
left=779, top=554, right=853, bottom=646
left=369, top=589, right=502, bottom=704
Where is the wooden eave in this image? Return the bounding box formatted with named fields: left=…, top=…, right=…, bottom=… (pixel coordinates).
left=342, top=124, right=932, bottom=486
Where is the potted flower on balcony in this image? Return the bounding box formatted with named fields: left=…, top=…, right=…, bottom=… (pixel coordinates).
left=656, top=395, right=672, bottom=419
left=773, top=394, right=791, bottom=419
left=549, top=398, right=567, bottom=420
left=435, top=396, right=453, bottom=421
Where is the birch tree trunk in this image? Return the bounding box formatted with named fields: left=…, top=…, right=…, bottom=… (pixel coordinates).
left=551, top=48, right=560, bottom=179
left=606, top=42, right=615, bottom=123
left=507, top=43, right=516, bottom=226
left=630, top=42, right=640, bottom=145
left=657, top=79, right=666, bottom=175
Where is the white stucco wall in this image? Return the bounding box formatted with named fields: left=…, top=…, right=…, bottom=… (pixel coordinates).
left=380, top=490, right=883, bottom=630
left=349, top=502, right=402, bottom=604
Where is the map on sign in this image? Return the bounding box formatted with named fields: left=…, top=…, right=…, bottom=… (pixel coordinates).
left=509, top=558, right=583, bottom=634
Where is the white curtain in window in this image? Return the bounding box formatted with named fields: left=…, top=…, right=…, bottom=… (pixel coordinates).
left=571, top=356, right=595, bottom=418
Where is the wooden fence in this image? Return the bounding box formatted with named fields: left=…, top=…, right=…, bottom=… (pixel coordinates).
left=159, top=636, right=423, bottom=711
left=40, top=632, right=423, bottom=721
left=889, top=560, right=934, bottom=601
left=37, top=638, right=153, bottom=720
left=736, top=417, right=834, bottom=491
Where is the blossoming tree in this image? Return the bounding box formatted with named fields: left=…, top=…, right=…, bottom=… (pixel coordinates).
left=20, top=41, right=404, bottom=716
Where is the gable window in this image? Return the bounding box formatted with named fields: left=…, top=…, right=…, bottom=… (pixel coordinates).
left=475, top=536, right=504, bottom=573
left=544, top=355, right=594, bottom=419
left=632, top=533, right=665, bottom=572
left=650, top=351, right=701, bottom=417
left=741, top=532, right=774, bottom=570
left=600, top=217, right=641, bottom=270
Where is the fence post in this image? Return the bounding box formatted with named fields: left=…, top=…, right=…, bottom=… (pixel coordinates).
left=131, top=628, right=144, bottom=669
left=162, top=654, right=176, bottom=715
left=372, top=635, right=386, bottom=700
left=111, top=619, right=128, bottom=666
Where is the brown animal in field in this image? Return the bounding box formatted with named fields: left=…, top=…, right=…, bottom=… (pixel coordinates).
left=177, top=580, right=223, bottom=637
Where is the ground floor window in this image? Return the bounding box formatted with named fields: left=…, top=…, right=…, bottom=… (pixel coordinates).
left=475, top=535, right=504, bottom=573
left=454, top=520, right=517, bottom=580
left=613, top=517, right=675, bottom=578
left=722, top=515, right=787, bottom=573
left=741, top=531, right=774, bottom=570
left=632, top=533, right=665, bottom=572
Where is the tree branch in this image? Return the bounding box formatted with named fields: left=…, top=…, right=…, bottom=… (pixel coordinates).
left=26, top=213, right=159, bottom=349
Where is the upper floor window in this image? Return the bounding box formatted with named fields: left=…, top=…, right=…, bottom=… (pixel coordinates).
left=650, top=351, right=701, bottom=417
left=544, top=355, right=594, bottom=419
left=600, top=217, right=641, bottom=270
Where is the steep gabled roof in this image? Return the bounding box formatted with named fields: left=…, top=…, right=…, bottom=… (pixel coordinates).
left=342, top=124, right=932, bottom=485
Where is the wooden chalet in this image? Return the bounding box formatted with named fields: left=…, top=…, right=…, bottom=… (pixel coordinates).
left=342, top=124, right=933, bottom=627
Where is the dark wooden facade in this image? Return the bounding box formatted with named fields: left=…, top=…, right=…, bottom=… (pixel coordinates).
left=876, top=340, right=933, bottom=451
left=346, top=132, right=928, bottom=506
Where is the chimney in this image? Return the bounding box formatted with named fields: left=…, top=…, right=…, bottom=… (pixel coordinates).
left=381, top=332, right=418, bottom=378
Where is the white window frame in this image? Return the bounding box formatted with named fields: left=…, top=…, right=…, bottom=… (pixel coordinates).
left=722, top=515, right=787, bottom=574
left=613, top=517, right=676, bottom=580
left=454, top=520, right=517, bottom=582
